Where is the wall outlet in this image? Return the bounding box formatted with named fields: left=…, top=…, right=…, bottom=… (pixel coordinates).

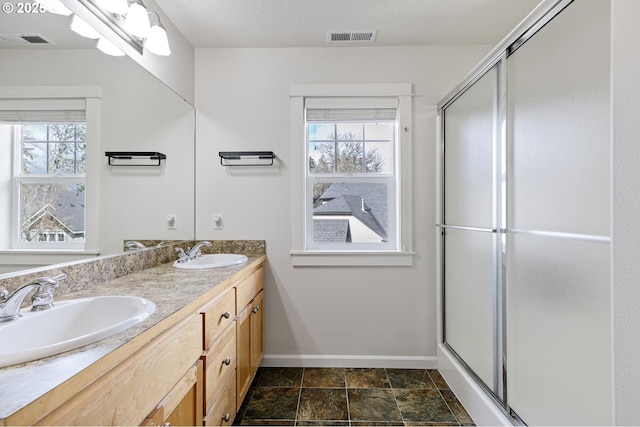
left=213, top=214, right=223, bottom=230
left=167, top=213, right=177, bottom=230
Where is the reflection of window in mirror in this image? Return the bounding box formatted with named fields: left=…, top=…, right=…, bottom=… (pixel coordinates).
left=0, top=92, right=99, bottom=252
left=15, top=122, right=86, bottom=248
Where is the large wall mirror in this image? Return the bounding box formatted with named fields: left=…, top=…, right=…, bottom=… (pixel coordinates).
left=0, top=9, right=195, bottom=274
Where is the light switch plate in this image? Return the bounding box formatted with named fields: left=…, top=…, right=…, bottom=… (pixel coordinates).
left=167, top=213, right=177, bottom=230
left=213, top=214, right=223, bottom=230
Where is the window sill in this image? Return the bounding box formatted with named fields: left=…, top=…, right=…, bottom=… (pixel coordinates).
left=290, top=250, right=414, bottom=267
left=0, top=249, right=101, bottom=267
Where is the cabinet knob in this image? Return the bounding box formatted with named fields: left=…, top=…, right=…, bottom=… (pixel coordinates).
left=222, top=311, right=230, bottom=319
left=222, top=413, right=231, bottom=422
left=223, top=357, right=231, bottom=366
left=252, top=306, right=260, bottom=314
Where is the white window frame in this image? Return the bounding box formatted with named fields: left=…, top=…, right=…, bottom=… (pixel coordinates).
left=290, top=83, right=414, bottom=266
left=0, top=86, right=101, bottom=255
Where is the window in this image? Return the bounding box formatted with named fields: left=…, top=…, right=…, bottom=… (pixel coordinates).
left=14, top=122, right=87, bottom=248
left=0, top=88, right=100, bottom=253
left=306, top=100, right=397, bottom=249
left=290, top=84, right=414, bottom=266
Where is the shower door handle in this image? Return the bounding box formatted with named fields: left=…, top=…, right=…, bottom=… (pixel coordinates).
left=435, top=224, right=499, bottom=233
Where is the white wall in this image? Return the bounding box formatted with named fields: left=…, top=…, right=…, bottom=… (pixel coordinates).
left=194, top=45, right=490, bottom=366
left=611, top=0, right=640, bottom=424
left=0, top=49, right=194, bottom=271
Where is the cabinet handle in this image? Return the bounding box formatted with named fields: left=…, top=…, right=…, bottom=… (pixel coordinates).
left=252, top=306, right=260, bottom=313
left=222, top=357, right=231, bottom=366
left=222, top=413, right=231, bottom=422
left=222, top=311, right=230, bottom=319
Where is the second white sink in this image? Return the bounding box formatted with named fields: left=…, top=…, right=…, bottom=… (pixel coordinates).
left=173, top=253, right=248, bottom=270
left=0, top=295, right=155, bottom=368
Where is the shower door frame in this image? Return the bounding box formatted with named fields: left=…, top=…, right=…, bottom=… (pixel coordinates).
left=436, top=0, right=574, bottom=423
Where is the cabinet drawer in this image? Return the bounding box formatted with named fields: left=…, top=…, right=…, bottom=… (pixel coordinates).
left=141, top=360, right=203, bottom=427
left=203, top=323, right=236, bottom=412
left=37, top=315, right=203, bottom=426
left=235, top=266, right=264, bottom=312
left=201, top=286, right=235, bottom=350
left=204, top=371, right=236, bottom=427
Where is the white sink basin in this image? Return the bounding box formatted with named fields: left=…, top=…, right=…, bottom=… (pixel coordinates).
left=0, top=295, right=155, bottom=368
left=173, top=253, right=248, bottom=270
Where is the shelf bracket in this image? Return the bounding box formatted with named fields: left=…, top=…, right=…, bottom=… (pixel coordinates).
left=218, top=151, right=275, bottom=166
left=105, top=151, right=167, bottom=167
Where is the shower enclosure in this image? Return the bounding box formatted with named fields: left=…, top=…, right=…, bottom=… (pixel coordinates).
left=438, top=0, right=611, bottom=424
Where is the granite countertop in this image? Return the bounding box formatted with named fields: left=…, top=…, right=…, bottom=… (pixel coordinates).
left=0, top=255, right=264, bottom=421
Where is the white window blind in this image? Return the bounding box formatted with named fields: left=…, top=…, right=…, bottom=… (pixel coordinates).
left=305, top=97, right=398, bottom=122
left=0, top=99, right=86, bottom=122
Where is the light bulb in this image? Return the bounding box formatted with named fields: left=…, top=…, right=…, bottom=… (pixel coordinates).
left=96, top=38, right=125, bottom=56
left=145, top=24, right=171, bottom=56
left=94, top=0, right=129, bottom=15
left=70, top=15, right=101, bottom=39
left=123, top=1, right=151, bottom=38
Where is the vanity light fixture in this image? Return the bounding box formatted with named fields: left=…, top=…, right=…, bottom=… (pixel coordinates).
left=70, top=14, right=101, bottom=39
left=123, top=0, right=151, bottom=38
left=67, top=0, right=172, bottom=57
left=96, top=37, right=125, bottom=56
left=144, top=12, right=171, bottom=56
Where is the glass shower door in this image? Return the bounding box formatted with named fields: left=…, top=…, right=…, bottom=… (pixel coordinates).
left=506, top=0, right=611, bottom=424
left=442, top=65, right=502, bottom=398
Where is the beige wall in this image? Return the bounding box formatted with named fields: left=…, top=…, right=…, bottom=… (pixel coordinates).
left=194, top=45, right=491, bottom=366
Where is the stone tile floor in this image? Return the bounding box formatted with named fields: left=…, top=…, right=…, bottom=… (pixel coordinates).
left=233, top=367, right=475, bottom=426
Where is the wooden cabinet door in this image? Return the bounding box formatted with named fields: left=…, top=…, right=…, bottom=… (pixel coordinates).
left=141, top=360, right=204, bottom=427
left=168, top=361, right=203, bottom=427
left=250, top=290, right=264, bottom=373
left=236, top=306, right=251, bottom=409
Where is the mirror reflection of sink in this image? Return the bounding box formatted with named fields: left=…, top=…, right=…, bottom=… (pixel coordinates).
left=173, top=254, right=248, bottom=270
left=0, top=296, right=155, bottom=368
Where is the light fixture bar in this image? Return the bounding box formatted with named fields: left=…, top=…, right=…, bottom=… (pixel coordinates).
left=75, top=0, right=144, bottom=54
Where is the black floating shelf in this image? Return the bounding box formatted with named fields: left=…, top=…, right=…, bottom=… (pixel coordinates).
left=219, top=151, right=275, bottom=166
left=105, top=151, right=167, bottom=166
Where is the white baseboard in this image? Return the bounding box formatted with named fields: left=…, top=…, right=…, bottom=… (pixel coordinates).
left=437, top=344, right=513, bottom=426
left=262, top=354, right=437, bottom=369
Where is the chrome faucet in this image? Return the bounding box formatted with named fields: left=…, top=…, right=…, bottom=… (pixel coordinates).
left=186, top=241, right=212, bottom=259
left=0, top=274, right=66, bottom=321
left=125, top=241, right=146, bottom=251
left=175, top=241, right=212, bottom=263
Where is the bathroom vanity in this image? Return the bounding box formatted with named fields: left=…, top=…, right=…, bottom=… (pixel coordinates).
left=0, top=242, right=265, bottom=426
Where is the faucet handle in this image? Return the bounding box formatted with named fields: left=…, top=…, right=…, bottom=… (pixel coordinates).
left=31, top=274, right=66, bottom=311
left=0, top=289, right=8, bottom=302
left=175, top=247, right=188, bottom=263
left=33, top=273, right=67, bottom=287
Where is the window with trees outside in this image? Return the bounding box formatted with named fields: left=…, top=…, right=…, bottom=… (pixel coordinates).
left=307, top=102, right=397, bottom=250
left=0, top=96, right=89, bottom=250
left=15, top=122, right=86, bottom=247
left=290, top=84, right=414, bottom=266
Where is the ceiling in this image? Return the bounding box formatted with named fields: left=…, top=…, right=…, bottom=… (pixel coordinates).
left=153, top=0, right=543, bottom=48
left=0, top=0, right=542, bottom=50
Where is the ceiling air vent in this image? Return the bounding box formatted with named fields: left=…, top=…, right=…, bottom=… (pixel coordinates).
left=327, top=30, right=377, bottom=43
left=0, top=33, right=55, bottom=46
